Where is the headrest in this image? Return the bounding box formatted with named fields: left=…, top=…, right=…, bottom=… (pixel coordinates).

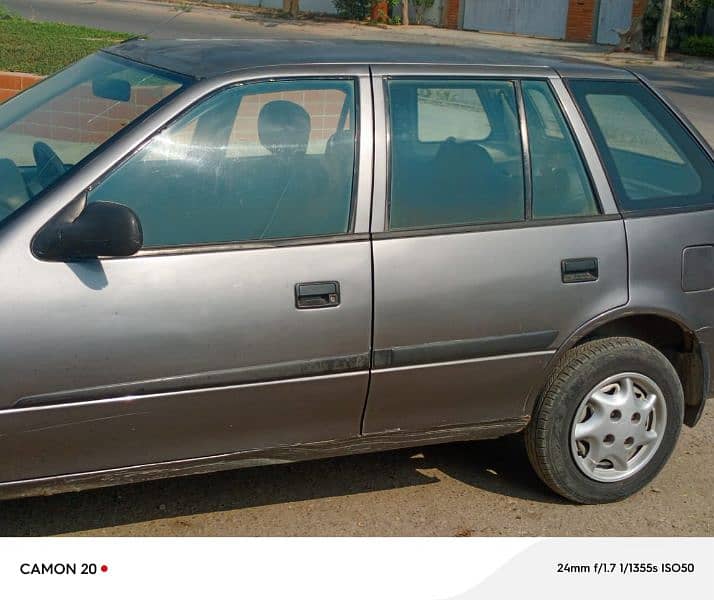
left=435, top=137, right=494, bottom=166
left=258, top=100, right=311, bottom=156
left=326, top=129, right=353, bottom=151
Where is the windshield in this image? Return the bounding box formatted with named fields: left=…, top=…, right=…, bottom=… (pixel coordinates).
left=0, top=52, right=190, bottom=223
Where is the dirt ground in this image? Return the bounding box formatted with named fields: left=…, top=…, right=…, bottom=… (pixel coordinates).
left=0, top=405, right=710, bottom=536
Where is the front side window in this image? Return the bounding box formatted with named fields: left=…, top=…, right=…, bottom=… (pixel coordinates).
left=388, top=79, right=524, bottom=229
left=89, top=79, right=356, bottom=247
left=522, top=80, right=598, bottom=219
left=0, top=52, right=188, bottom=225
left=569, top=79, right=714, bottom=211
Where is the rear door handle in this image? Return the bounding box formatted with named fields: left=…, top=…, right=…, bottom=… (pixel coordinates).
left=295, top=281, right=340, bottom=309
left=561, top=257, right=598, bottom=283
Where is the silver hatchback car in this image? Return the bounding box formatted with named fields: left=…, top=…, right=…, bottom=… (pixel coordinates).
left=0, top=40, right=712, bottom=504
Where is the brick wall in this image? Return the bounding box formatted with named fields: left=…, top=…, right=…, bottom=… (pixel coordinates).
left=632, top=0, right=648, bottom=18
left=227, top=88, right=349, bottom=155
left=445, top=0, right=459, bottom=29
left=566, top=0, right=597, bottom=42
left=0, top=71, right=44, bottom=103
left=2, top=72, right=179, bottom=146
left=565, top=0, right=647, bottom=42
left=3, top=72, right=349, bottom=158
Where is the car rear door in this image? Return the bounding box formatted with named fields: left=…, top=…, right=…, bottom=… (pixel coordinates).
left=364, top=66, right=628, bottom=434
left=567, top=76, right=714, bottom=398
left=0, top=68, right=374, bottom=483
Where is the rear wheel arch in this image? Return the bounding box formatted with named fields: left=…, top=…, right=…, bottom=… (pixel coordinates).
left=525, top=310, right=706, bottom=427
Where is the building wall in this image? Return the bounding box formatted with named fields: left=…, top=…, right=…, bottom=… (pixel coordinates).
left=1, top=74, right=176, bottom=145
left=632, top=0, right=647, bottom=18
left=565, top=0, right=597, bottom=42
left=223, top=0, right=337, bottom=14
left=0, top=73, right=348, bottom=161
left=445, top=0, right=459, bottom=28
left=564, top=0, right=647, bottom=42
left=447, top=0, right=644, bottom=41
left=0, top=71, right=43, bottom=103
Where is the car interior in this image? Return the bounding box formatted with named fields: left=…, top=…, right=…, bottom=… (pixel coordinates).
left=388, top=81, right=526, bottom=229
left=90, top=84, right=356, bottom=247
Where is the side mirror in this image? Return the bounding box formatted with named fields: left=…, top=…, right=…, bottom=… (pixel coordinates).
left=92, top=77, right=131, bottom=102
left=34, top=201, right=143, bottom=261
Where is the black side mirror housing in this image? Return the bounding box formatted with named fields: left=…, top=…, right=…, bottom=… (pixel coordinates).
left=34, top=201, right=143, bottom=261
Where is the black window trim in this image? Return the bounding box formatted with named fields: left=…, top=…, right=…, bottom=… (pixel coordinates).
left=83, top=75, right=362, bottom=257
left=382, top=75, right=606, bottom=236
left=563, top=76, right=714, bottom=217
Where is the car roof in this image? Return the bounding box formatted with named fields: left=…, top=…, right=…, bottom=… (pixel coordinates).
left=105, top=38, right=635, bottom=81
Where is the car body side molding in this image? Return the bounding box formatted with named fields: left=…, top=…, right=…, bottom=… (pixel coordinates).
left=373, top=330, right=559, bottom=369
left=12, top=353, right=371, bottom=409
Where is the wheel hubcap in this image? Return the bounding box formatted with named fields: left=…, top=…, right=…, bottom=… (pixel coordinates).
left=570, top=372, right=667, bottom=482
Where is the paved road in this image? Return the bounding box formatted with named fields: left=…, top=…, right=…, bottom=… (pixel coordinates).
left=3, top=0, right=314, bottom=39
left=0, top=0, right=712, bottom=537
left=634, top=68, right=714, bottom=142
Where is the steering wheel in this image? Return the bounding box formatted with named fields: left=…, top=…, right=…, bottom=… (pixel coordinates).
left=33, top=141, right=67, bottom=188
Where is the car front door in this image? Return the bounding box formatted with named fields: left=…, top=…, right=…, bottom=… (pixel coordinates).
left=0, top=68, right=374, bottom=484
left=363, top=67, right=628, bottom=434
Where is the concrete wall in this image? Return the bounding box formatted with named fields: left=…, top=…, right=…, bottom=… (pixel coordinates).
left=223, top=0, right=337, bottom=14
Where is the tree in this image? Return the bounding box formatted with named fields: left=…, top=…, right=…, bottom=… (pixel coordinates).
left=283, top=0, right=299, bottom=18
left=402, top=0, right=409, bottom=26
left=644, top=0, right=714, bottom=55
left=657, top=0, right=674, bottom=59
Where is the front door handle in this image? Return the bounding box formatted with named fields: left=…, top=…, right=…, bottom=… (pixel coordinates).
left=295, top=281, right=340, bottom=309
left=561, top=257, right=598, bottom=283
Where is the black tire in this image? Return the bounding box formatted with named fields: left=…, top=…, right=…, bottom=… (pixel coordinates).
left=525, top=337, right=683, bottom=504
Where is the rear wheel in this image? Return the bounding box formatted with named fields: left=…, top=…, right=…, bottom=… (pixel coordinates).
left=525, top=337, right=683, bottom=503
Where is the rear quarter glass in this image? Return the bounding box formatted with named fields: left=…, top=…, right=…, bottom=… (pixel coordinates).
left=567, top=79, right=714, bottom=213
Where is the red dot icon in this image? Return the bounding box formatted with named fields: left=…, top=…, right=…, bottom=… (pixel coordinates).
left=101, top=565, right=108, bottom=573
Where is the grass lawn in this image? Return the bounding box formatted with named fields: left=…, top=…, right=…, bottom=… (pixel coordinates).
left=0, top=4, right=129, bottom=75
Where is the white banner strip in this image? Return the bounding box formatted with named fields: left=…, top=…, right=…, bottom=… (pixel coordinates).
left=0, top=537, right=711, bottom=599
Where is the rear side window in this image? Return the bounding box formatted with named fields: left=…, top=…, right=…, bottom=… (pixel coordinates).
left=522, top=80, right=598, bottom=219
left=569, top=80, right=714, bottom=211
left=388, top=79, right=524, bottom=229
